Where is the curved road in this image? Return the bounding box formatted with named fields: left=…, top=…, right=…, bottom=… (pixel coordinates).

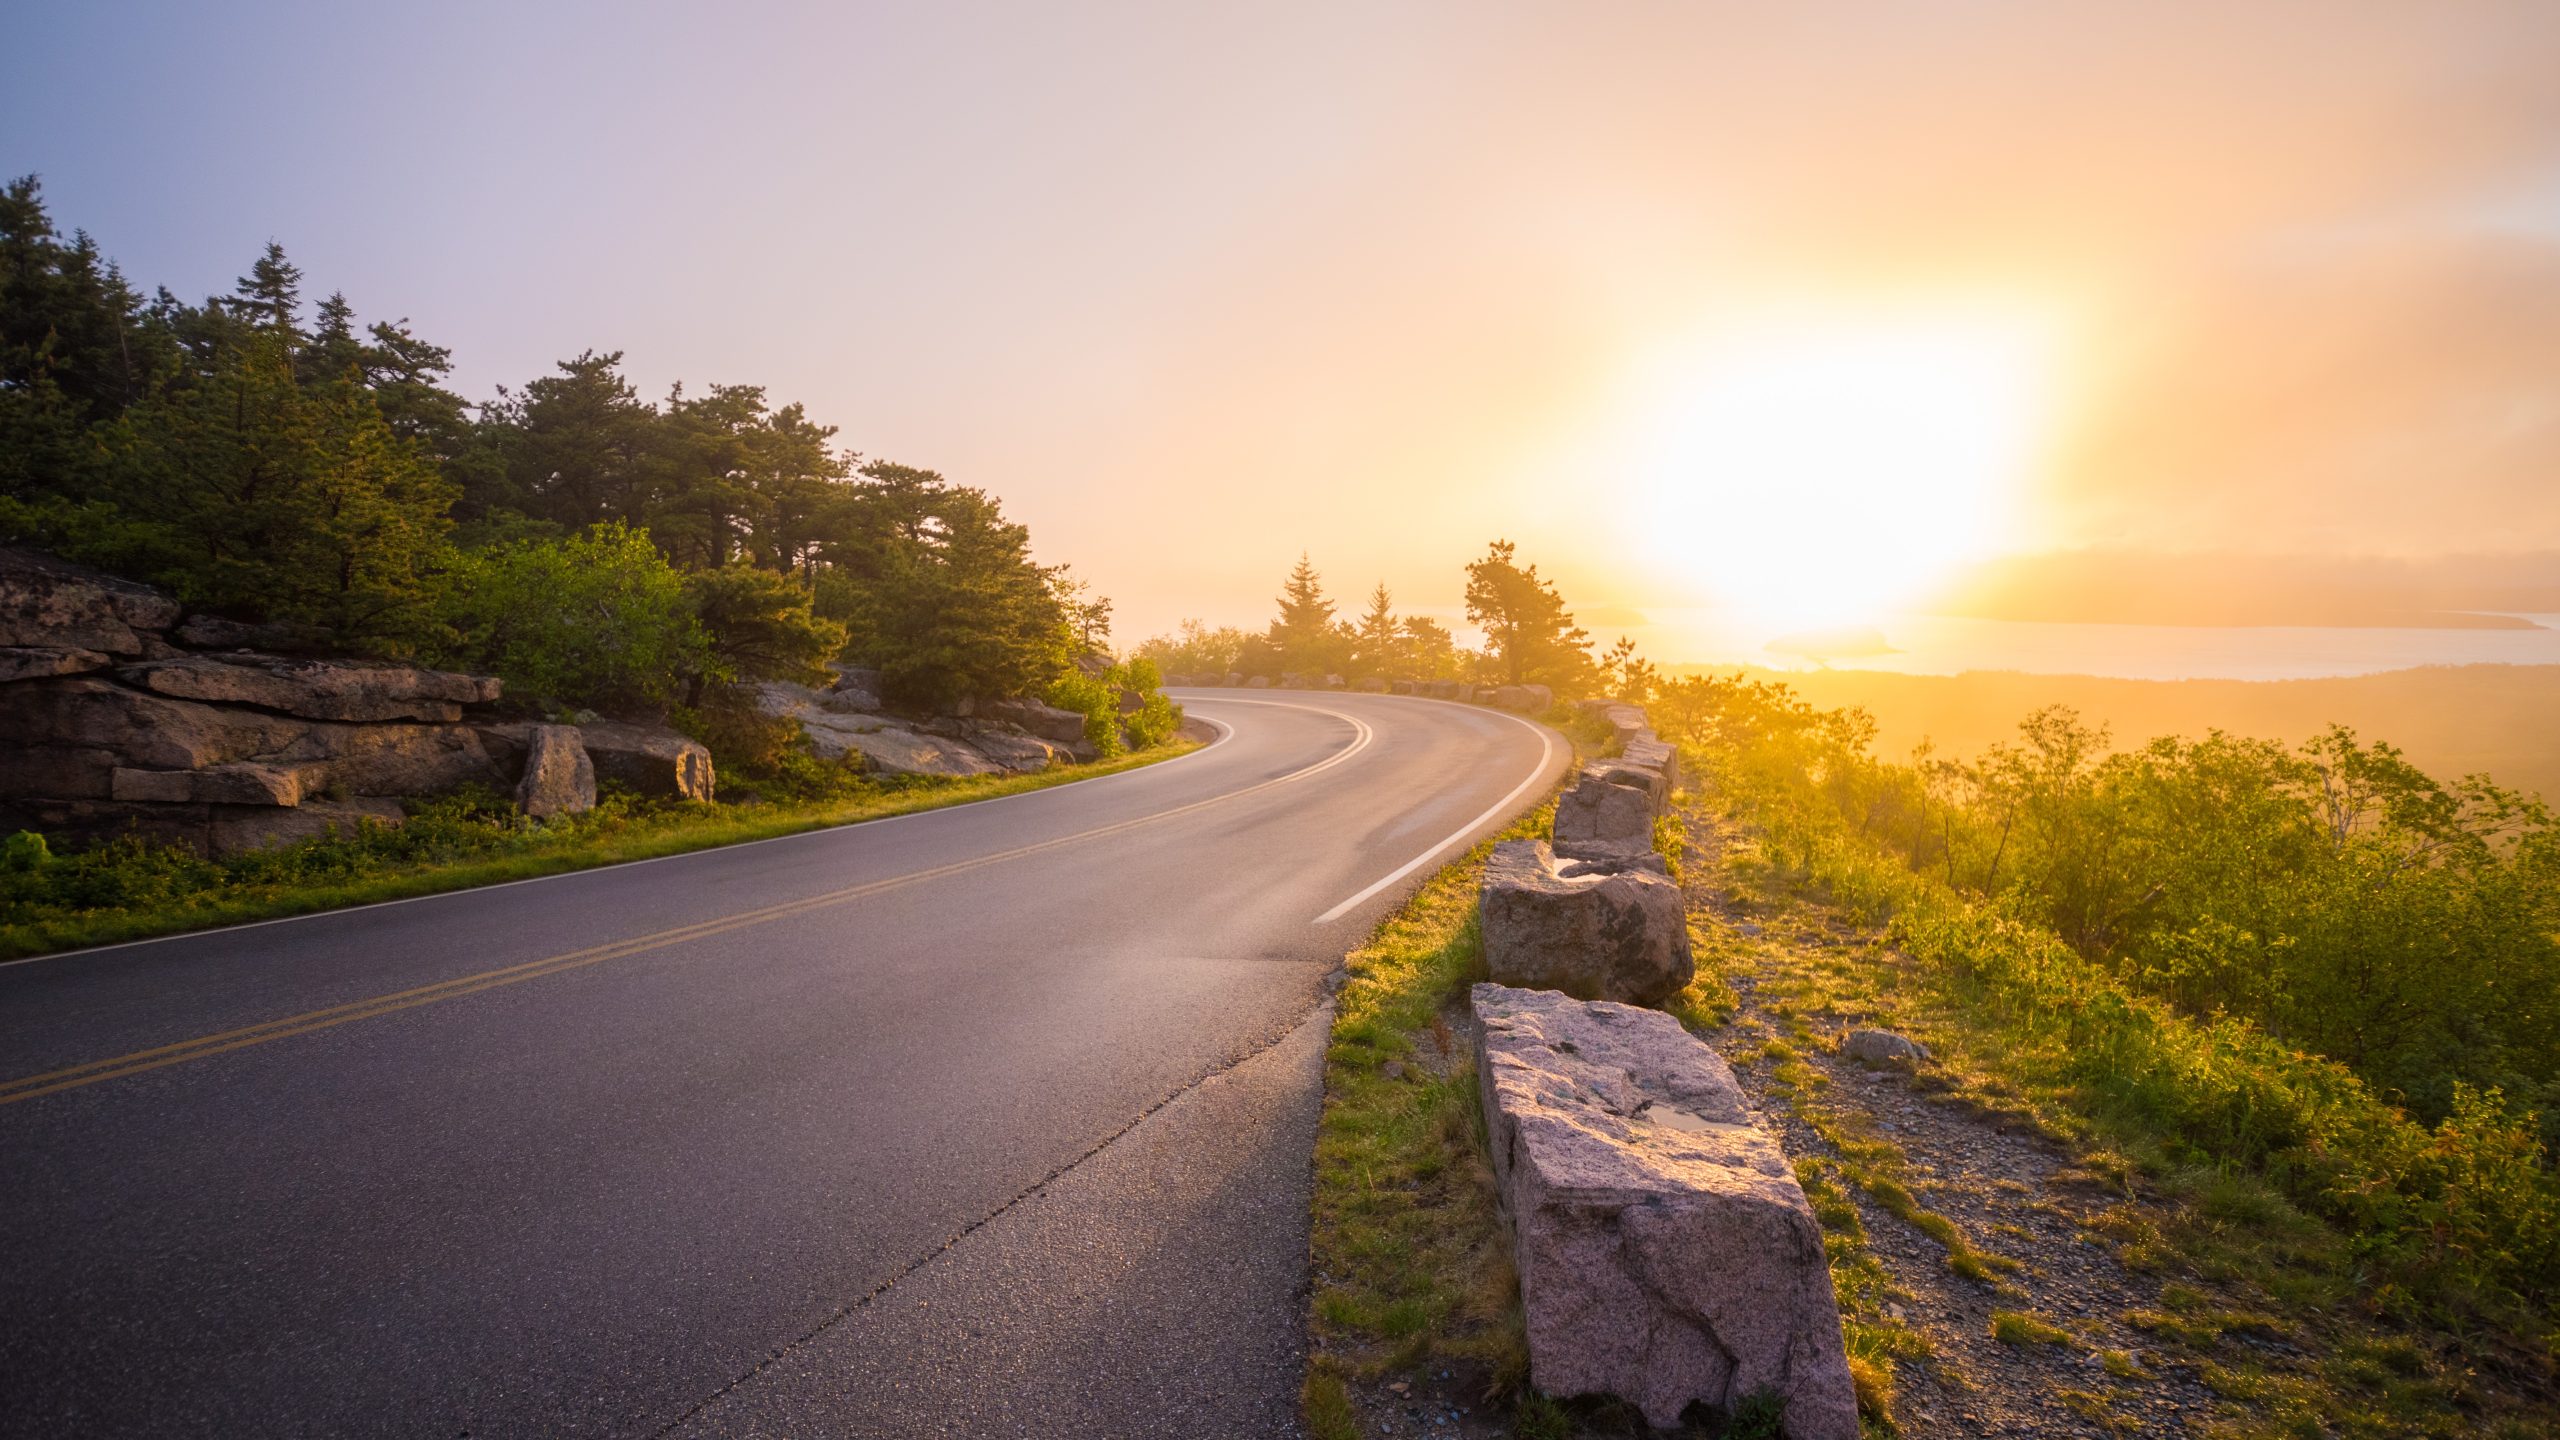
left=0, top=691, right=1564, bottom=1439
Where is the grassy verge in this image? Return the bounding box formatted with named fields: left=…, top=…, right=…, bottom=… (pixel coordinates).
left=0, top=741, right=1200, bottom=962
left=1302, top=799, right=1551, bottom=1438
left=1705, top=803, right=2560, bottom=1438
left=1304, top=705, right=1729, bottom=1439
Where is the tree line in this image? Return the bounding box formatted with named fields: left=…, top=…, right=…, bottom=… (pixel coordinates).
left=0, top=177, right=1084, bottom=715
left=1136, top=543, right=1644, bottom=696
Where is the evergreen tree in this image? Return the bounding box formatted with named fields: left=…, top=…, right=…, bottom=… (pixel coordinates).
left=1353, top=581, right=1402, bottom=677
left=833, top=463, right=1072, bottom=706
left=479, top=350, right=655, bottom=528
left=683, top=563, right=847, bottom=705
left=100, top=330, right=454, bottom=651
left=1401, top=615, right=1458, bottom=680
left=230, top=241, right=305, bottom=341
left=1463, top=539, right=1594, bottom=690
left=1269, top=552, right=1346, bottom=674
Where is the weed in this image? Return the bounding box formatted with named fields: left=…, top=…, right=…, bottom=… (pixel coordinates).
left=1989, top=1310, right=2072, bottom=1347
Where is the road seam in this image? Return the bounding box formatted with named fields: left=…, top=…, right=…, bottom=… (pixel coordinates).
left=646, top=994, right=1337, bottom=1438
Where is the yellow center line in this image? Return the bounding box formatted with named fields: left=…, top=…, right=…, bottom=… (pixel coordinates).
left=0, top=704, right=1374, bottom=1108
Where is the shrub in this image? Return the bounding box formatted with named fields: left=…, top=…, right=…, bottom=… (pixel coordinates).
left=436, top=522, right=709, bottom=713
left=1043, top=671, right=1125, bottom=759
left=684, top=563, right=846, bottom=703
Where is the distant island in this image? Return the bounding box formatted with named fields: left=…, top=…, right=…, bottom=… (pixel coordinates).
left=1929, top=549, right=2560, bottom=629
left=1763, top=625, right=1901, bottom=662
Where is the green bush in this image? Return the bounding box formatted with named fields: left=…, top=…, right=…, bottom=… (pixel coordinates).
left=1043, top=671, right=1125, bottom=759
left=684, top=563, right=846, bottom=703
left=1656, top=673, right=2560, bottom=1315
left=435, top=522, right=709, bottom=713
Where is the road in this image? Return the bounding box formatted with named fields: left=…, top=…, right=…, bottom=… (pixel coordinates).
left=0, top=691, right=1563, bottom=1438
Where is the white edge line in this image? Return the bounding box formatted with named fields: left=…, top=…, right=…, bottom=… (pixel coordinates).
left=1309, top=700, right=1562, bottom=925
left=1, top=716, right=1239, bottom=970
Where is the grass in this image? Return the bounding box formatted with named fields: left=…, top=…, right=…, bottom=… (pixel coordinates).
left=0, top=740, right=1201, bottom=961
left=1303, top=801, right=1550, bottom=1418
left=1699, top=808, right=2560, bottom=1439
left=1989, top=1310, right=2073, bottom=1347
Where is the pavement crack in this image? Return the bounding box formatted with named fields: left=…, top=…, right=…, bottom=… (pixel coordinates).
left=647, top=993, right=1337, bottom=1437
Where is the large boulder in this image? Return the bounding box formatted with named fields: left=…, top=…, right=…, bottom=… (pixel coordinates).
left=1553, top=765, right=1660, bottom=850
left=117, top=654, right=501, bottom=723
left=1490, top=684, right=1530, bottom=711
left=579, top=722, right=716, bottom=801
left=1246, top=675, right=1271, bottom=689
left=1521, top=683, right=1554, bottom=711
left=0, top=546, right=182, bottom=654
left=1472, top=984, right=1858, bottom=1438
left=803, top=716, right=1005, bottom=778
left=957, top=725, right=1066, bottom=775
left=0, top=746, right=119, bottom=801
left=1620, top=735, right=1681, bottom=794
left=0, top=676, right=308, bottom=772
left=111, top=763, right=301, bottom=807
left=514, top=725, right=596, bottom=819
left=980, top=700, right=1093, bottom=751
left=266, top=723, right=509, bottom=798
left=827, top=665, right=886, bottom=713
left=1602, top=704, right=1650, bottom=750
left=1355, top=676, right=1389, bottom=693
left=1479, top=840, right=1693, bottom=1004
left=0, top=646, right=113, bottom=683
left=1392, top=680, right=1419, bottom=696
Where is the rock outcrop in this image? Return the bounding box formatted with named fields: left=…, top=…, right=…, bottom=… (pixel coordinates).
left=118, top=653, right=500, bottom=723
left=1553, top=763, right=1659, bottom=853
left=748, top=682, right=1080, bottom=777
left=0, top=547, right=665, bottom=853
left=1472, top=984, right=1859, bottom=1438
left=577, top=722, right=716, bottom=801
left=1479, top=839, right=1693, bottom=1004
left=513, top=725, right=597, bottom=819
left=1, top=548, right=181, bottom=653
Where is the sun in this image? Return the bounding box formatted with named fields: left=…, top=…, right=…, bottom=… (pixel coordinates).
left=1626, top=310, right=2058, bottom=633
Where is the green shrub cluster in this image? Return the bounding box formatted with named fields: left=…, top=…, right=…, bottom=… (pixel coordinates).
left=1043, top=656, right=1182, bottom=758
left=1654, top=673, right=2560, bottom=1315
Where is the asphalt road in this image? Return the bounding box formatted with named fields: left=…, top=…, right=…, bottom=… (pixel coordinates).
left=0, top=691, right=1563, bottom=1439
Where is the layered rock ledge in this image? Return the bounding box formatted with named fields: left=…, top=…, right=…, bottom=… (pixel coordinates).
left=1473, top=984, right=1859, bottom=1438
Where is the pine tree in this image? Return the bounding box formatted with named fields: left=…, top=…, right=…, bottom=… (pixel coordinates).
left=1354, top=581, right=1402, bottom=677
left=1463, top=539, right=1594, bottom=690
left=231, top=241, right=305, bottom=340
left=1269, top=552, right=1344, bottom=673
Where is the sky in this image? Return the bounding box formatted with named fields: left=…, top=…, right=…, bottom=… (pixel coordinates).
left=9, top=1, right=2559, bottom=649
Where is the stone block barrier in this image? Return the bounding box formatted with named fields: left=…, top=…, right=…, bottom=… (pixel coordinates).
left=1473, top=984, right=1859, bottom=1438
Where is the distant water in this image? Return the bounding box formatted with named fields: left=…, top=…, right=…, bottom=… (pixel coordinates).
left=1643, top=612, right=2560, bottom=682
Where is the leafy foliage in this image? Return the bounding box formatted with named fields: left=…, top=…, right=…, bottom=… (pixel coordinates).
left=436, top=523, right=708, bottom=713
left=1656, top=672, right=2560, bottom=1311
left=1463, top=539, right=1594, bottom=690
left=683, top=563, right=846, bottom=702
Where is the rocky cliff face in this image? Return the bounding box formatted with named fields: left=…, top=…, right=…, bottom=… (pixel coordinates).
left=0, top=547, right=708, bottom=856
left=0, top=547, right=1133, bottom=855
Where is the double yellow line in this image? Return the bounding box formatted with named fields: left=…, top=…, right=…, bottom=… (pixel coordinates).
left=0, top=704, right=1374, bottom=1109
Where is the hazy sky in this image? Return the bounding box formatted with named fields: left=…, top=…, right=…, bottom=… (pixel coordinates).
left=9, top=1, right=2559, bottom=643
